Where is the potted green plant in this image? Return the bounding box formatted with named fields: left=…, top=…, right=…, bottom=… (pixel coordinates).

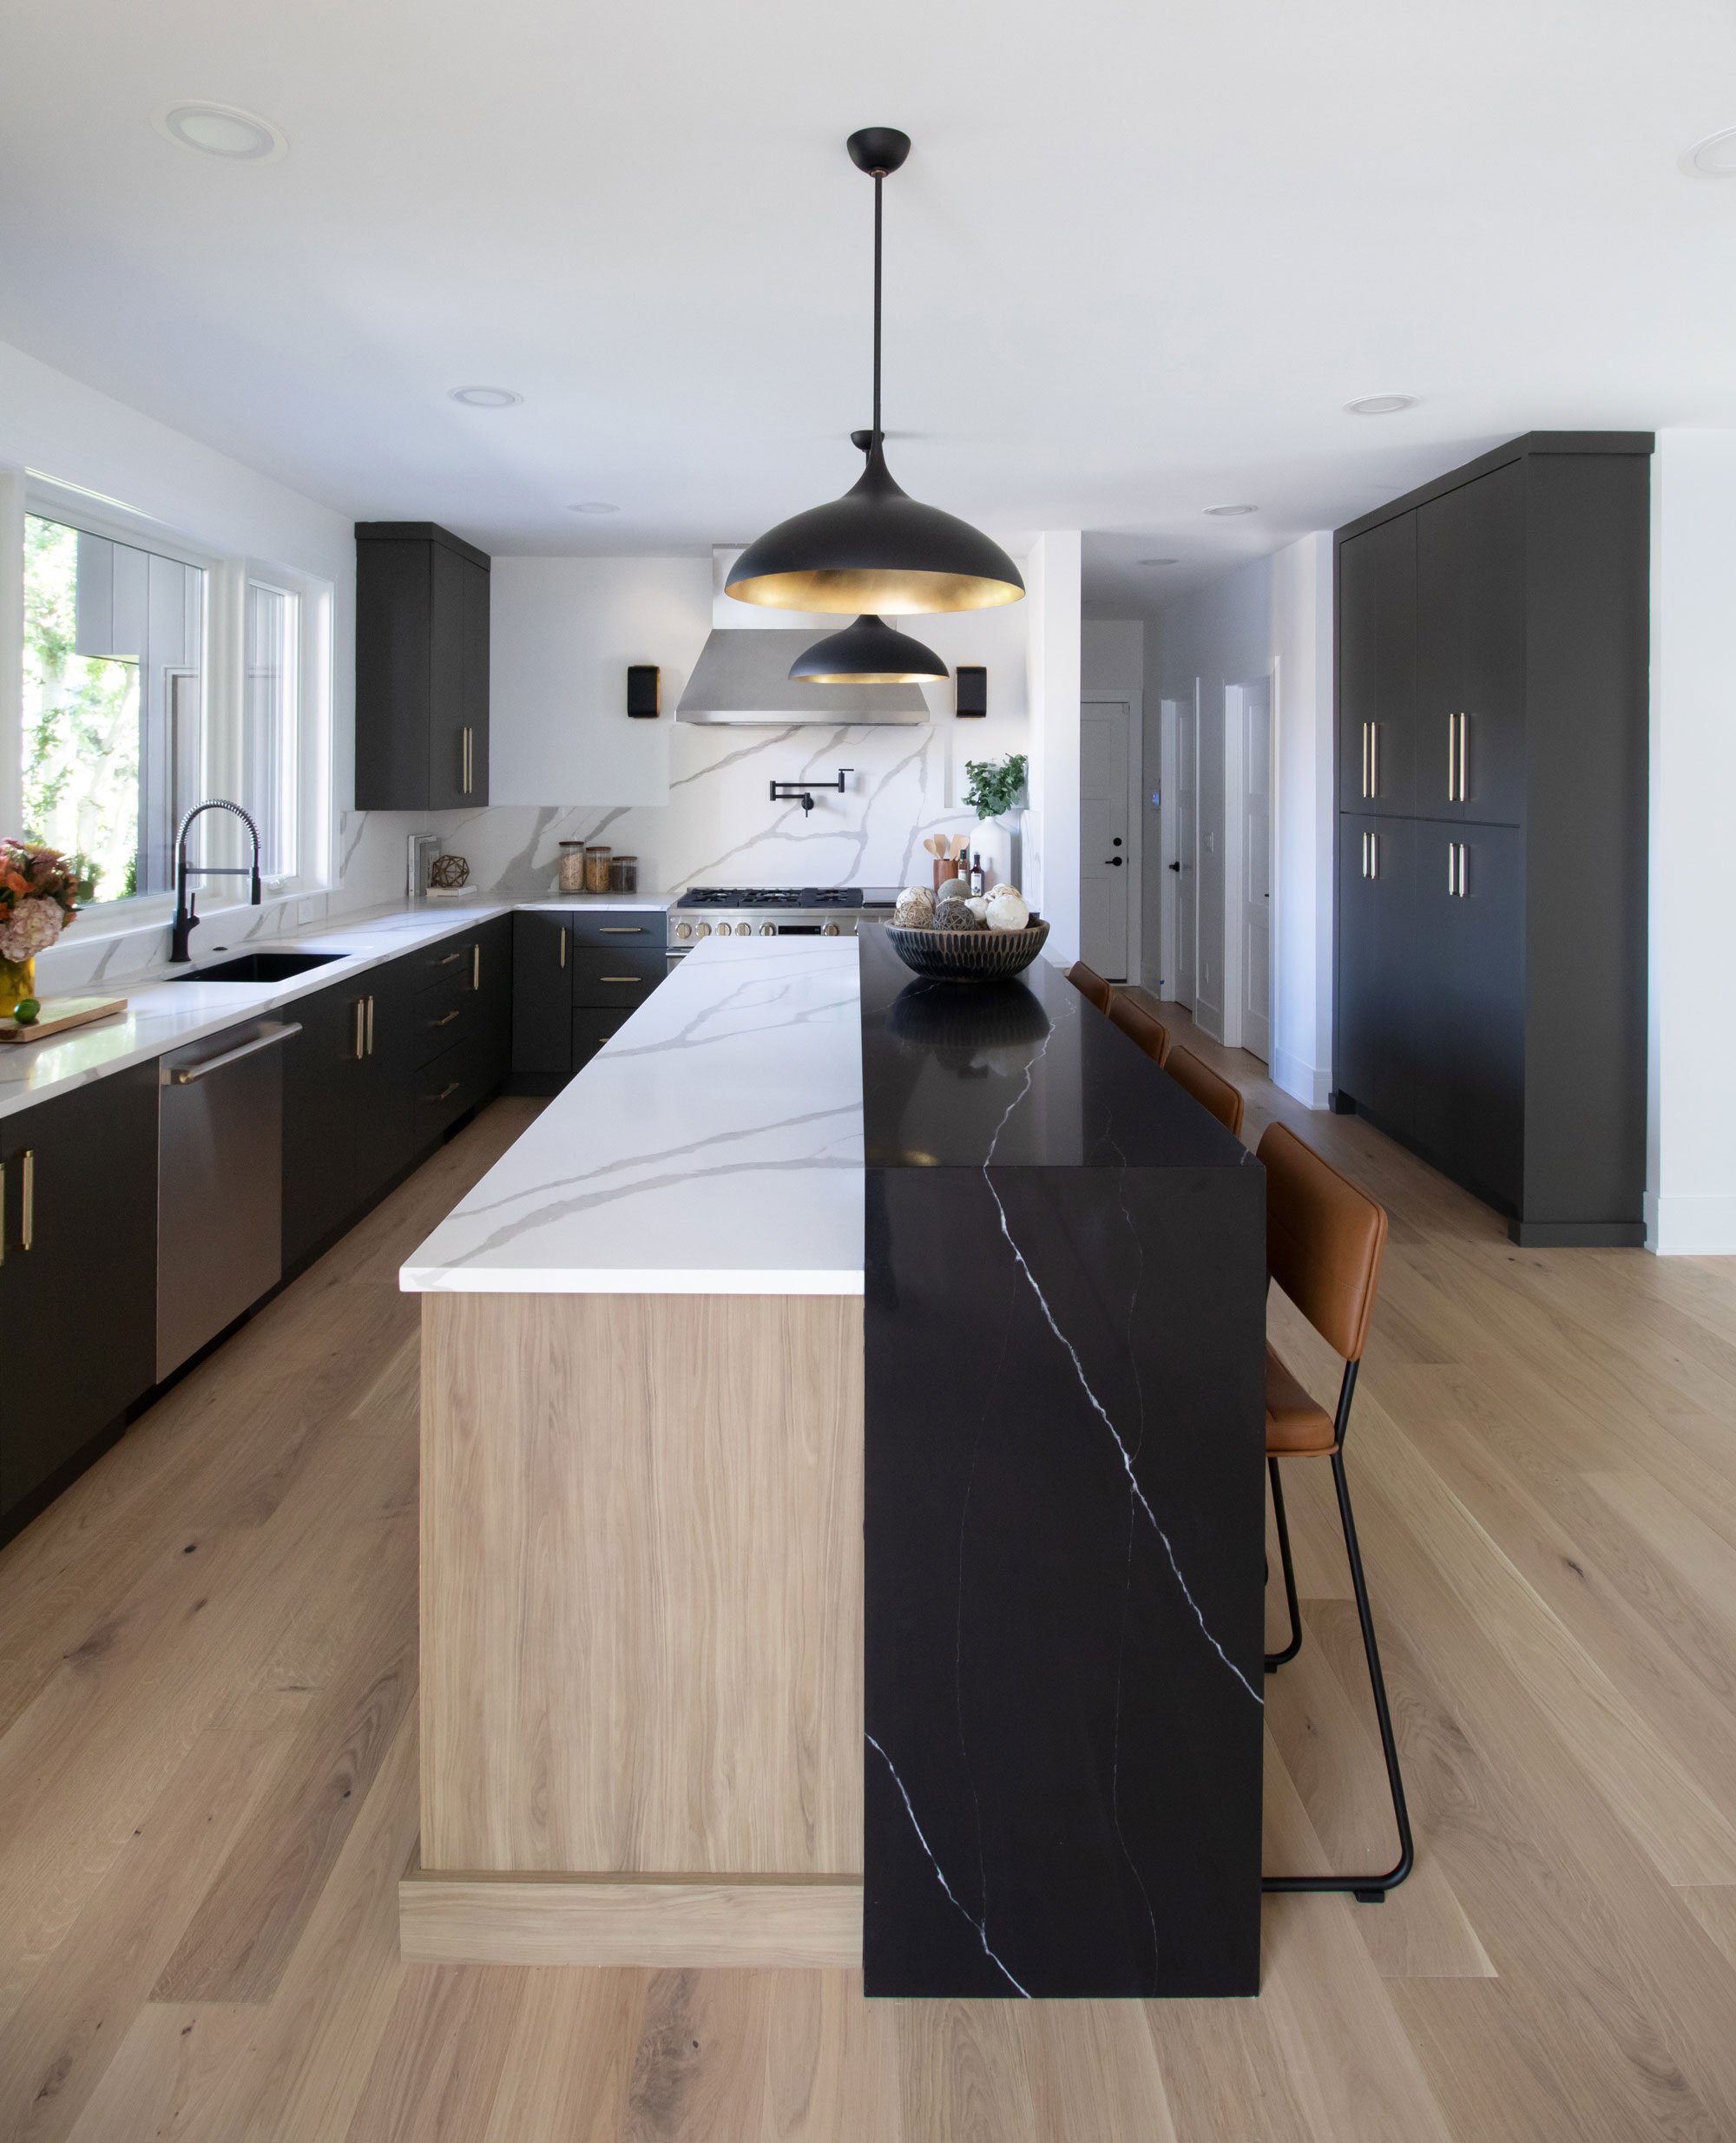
left=962, top=753, right=1029, bottom=888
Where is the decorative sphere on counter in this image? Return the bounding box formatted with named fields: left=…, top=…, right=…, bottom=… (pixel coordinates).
left=985, top=890, right=1030, bottom=932
left=963, top=896, right=991, bottom=921
left=988, top=882, right=1018, bottom=900
left=933, top=898, right=983, bottom=931
left=893, top=886, right=937, bottom=928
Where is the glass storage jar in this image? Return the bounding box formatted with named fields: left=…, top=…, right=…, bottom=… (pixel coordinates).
left=583, top=844, right=612, bottom=894
left=608, top=855, right=638, bottom=893
left=558, top=841, right=586, bottom=893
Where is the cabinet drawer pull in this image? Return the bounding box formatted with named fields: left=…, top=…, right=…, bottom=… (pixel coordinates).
left=432, top=950, right=464, bottom=968
left=20, top=1148, right=34, bottom=1252
left=600, top=975, right=642, bottom=985
left=598, top=925, right=644, bottom=934
left=431, top=1080, right=461, bottom=1103
left=430, top=1008, right=462, bottom=1028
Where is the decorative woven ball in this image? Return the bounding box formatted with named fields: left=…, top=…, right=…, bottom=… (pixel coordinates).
left=893, top=886, right=936, bottom=928
left=932, top=898, right=983, bottom=931
left=429, top=852, right=470, bottom=890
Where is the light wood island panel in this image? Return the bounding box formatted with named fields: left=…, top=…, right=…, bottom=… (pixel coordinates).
left=417, top=1290, right=864, bottom=1949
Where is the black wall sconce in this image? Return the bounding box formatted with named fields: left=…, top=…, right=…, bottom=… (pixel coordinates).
left=956, top=664, right=987, bottom=718
left=627, top=665, right=661, bottom=718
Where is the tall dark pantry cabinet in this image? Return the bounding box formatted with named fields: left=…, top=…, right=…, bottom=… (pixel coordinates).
left=1333, top=432, right=1651, bottom=1246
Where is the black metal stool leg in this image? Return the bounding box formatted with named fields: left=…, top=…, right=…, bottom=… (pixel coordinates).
left=1263, top=1391, right=1415, bottom=1903
left=1265, top=1456, right=1303, bottom=1672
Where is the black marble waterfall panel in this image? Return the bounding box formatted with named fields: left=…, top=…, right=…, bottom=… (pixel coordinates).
left=857, top=931, right=1266, bottom=2000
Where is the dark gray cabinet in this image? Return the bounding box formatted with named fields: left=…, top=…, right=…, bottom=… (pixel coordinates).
left=1338, top=514, right=1417, bottom=818
left=1333, top=432, right=1651, bottom=1246
left=355, top=522, right=490, bottom=811
left=510, top=907, right=669, bottom=1091
left=1, top=1065, right=158, bottom=1540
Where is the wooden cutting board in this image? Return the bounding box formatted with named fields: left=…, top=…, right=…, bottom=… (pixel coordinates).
left=0, top=996, right=127, bottom=1043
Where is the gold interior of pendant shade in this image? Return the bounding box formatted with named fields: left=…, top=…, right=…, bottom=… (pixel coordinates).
left=727, top=566, right=1025, bottom=616
left=799, top=668, right=940, bottom=683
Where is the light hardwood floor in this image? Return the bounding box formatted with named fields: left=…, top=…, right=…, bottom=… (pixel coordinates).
left=1, top=1032, right=1734, bottom=2140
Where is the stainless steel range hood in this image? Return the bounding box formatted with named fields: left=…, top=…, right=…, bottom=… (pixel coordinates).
left=675, top=628, right=928, bottom=726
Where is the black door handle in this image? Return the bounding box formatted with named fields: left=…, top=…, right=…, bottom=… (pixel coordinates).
left=1106, top=857, right=1123, bottom=867
left=1168, top=860, right=1180, bottom=872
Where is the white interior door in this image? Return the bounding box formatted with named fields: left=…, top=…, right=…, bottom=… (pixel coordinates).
left=1174, top=688, right=1198, bottom=1008
left=1080, top=700, right=1131, bottom=978
left=1240, top=678, right=1272, bottom=1062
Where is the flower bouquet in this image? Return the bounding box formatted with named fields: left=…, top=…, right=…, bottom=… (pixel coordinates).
left=0, top=839, right=95, bottom=1022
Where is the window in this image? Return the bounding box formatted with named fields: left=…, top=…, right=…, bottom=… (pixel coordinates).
left=23, top=514, right=206, bottom=902
left=244, top=579, right=299, bottom=879
left=17, top=493, right=329, bottom=910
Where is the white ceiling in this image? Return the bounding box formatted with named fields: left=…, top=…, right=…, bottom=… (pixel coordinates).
left=4, top=0, right=1734, bottom=601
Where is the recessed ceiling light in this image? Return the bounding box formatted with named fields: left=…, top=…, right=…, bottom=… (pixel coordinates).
left=449, top=385, right=523, bottom=409
left=1681, top=127, right=1736, bottom=178
left=1345, top=393, right=1417, bottom=417
left=567, top=501, right=619, bottom=515
left=1138, top=556, right=1179, bottom=566
left=153, top=102, right=286, bottom=161
left=1204, top=503, right=1257, bottom=517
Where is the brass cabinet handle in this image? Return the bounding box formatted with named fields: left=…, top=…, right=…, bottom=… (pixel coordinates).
left=1369, top=722, right=1378, bottom=798
left=353, top=999, right=366, bottom=1060
left=598, top=925, right=644, bottom=934
left=19, top=1148, right=33, bottom=1252
left=1457, top=712, right=1469, bottom=801
left=558, top=930, right=567, bottom=969
left=1360, top=721, right=1370, bottom=799
left=460, top=726, right=474, bottom=795
left=1448, top=712, right=1457, bottom=800
left=471, top=943, right=480, bottom=991
left=365, top=995, right=376, bottom=1055
left=431, top=1008, right=461, bottom=1028
left=600, top=976, right=641, bottom=985
left=431, top=1080, right=461, bottom=1103
left=432, top=950, right=464, bottom=968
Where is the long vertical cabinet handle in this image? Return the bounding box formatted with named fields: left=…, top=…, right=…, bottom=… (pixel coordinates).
left=471, top=942, right=481, bottom=991
left=1448, top=841, right=1457, bottom=896
left=0, top=1157, right=6, bottom=1265
left=1457, top=713, right=1469, bottom=802
left=19, top=1148, right=33, bottom=1252
left=1361, top=722, right=1370, bottom=799
left=559, top=927, right=567, bottom=970
left=365, top=995, right=376, bottom=1056
left=353, top=1000, right=366, bottom=1060
left=1447, top=713, right=1457, bottom=801
left=1458, top=842, right=1468, bottom=897
left=1369, top=831, right=1379, bottom=879
left=460, top=726, right=473, bottom=796
left=1370, top=723, right=1378, bottom=799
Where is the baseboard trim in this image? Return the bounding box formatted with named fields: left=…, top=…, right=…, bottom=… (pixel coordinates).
left=1647, top=1193, right=1736, bottom=1258
left=1509, top=1219, right=1647, bottom=1249
left=399, top=1867, right=865, bottom=1969
left=1272, top=1048, right=1331, bottom=1110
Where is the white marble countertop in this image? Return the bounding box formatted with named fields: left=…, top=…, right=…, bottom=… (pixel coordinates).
left=401, top=936, right=865, bottom=1297
left=0, top=893, right=676, bottom=1122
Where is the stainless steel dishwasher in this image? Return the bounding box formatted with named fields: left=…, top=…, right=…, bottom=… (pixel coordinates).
left=157, top=1017, right=301, bottom=1380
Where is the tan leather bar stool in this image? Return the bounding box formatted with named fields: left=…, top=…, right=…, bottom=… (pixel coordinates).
left=1165, top=1044, right=1244, bottom=1137
left=1108, top=991, right=1171, bottom=1065
left=1257, top=1121, right=1414, bottom=1903
left=1066, top=960, right=1115, bottom=1014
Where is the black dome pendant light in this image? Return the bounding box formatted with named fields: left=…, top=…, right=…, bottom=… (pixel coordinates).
left=727, top=128, right=1025, bottom=620
left=786, top=611, right=947, bottom=684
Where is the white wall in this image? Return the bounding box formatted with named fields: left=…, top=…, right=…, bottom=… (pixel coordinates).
left=1648, top=431, right=1736, bottom=1254
left=1145, top=533, right=1333, bottom=1102
left=1026, top=532, right=1083, bottom=960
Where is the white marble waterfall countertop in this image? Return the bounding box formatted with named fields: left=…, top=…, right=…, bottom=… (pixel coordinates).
left=401, top=936, right=865, bottom=1296
left=0, top=893, right=677, bottom=1123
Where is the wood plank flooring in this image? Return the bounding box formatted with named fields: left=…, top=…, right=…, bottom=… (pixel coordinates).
left=1, top=1027, right=1733, bottom=2141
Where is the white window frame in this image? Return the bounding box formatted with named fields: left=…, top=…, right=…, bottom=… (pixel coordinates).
left=7, top=470, right=334, bottom=929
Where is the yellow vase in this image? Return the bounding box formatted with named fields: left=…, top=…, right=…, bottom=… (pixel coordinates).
left=0, top=956, right=36, bottom=1017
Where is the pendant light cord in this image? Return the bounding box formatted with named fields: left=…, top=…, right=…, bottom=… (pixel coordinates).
left=871, top=171, right=883, bottom=447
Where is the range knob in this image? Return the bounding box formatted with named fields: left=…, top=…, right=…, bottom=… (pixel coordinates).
left=760, top=922, right=776, bottom=936
left=674, top=920, right=694, bottom=941
left=736, top=921, right=753, bottom=937
left=695, top=921, right=712, bottom=938
left=822, top=922, right=840, bottom=937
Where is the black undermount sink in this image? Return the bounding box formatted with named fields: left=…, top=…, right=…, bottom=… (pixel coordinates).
left=169, top=950, right=347, bottom=983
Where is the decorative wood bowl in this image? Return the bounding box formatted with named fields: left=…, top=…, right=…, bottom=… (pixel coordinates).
left=883, top=917, right=1049, bottom=981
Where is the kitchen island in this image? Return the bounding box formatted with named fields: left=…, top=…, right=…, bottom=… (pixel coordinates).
left=401, top=931, right=1266, bottom=1995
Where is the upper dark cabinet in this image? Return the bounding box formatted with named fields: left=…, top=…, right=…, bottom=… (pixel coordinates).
left=1338, top=512, right=1417, bottom=818
left=355, top=522, right=490, bottom=811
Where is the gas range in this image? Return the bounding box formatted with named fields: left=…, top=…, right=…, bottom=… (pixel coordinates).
left=669, top=885, right=899, bottom=951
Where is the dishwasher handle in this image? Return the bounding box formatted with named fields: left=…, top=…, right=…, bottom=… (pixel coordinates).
left=162, top=1020, right=303, bottom=1085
